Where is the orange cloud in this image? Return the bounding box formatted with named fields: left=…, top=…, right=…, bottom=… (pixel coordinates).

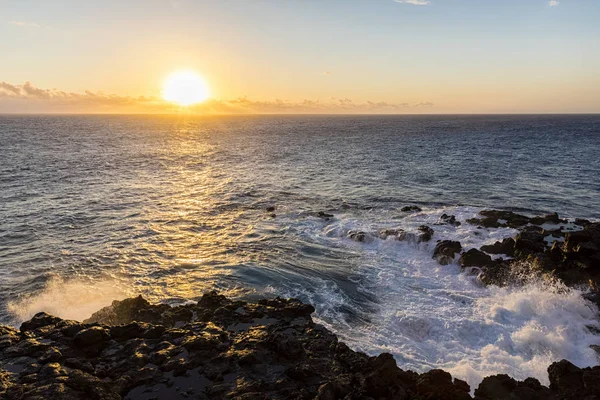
left=0, top=81, right=434, bottom=114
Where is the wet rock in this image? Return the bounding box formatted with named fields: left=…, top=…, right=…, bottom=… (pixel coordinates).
left=418, top=225, right=434, bottom=242
left=474, top=375, right=554, bottom=400
left=467, top=210, right=530, bottom=229
left=530, top=212, right=566, bottom=225
left=481, top=238, right=515, bottom=256
left=19, top=312, right=62, bottom=333
left=514, top=226, right=546, bottom=257
left=401, top=205, right=422, bottom=212
left=3, top=292, right=600, bottom=400
left=438, top=213, right=461, bottom=227
left=416, top=369, right=471, bottom=400
left=84, top=295, right=151, bottom=326
left=317, top=211, right=334, bottom=219
left=433, top=240, right=462, bottom=265
left=347, top=230, right=371, bottom=243
left=460, top=248, right=494, bottom=268
left=379, top=228, right=404, bottom=240
left=575, top=218, right=592, bottom=227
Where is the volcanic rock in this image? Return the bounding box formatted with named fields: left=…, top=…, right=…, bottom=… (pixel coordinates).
left=433, top=240, right=463, bottom=265
left=460, top=248, right=494, bottom=268
left=401, top=205, right=422, bottom=212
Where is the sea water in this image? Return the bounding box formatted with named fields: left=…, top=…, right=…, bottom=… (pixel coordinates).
left=1, top=114, right=599, bottom=388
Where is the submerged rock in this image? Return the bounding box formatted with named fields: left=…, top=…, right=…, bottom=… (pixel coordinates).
left=347, top=230, right=371, bottom=243
left=438, top=213, right=461, bottom=227
left=401, top=205, right=422, bottom=212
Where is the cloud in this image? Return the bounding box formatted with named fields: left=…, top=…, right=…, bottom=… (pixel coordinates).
left=394, top=0, right=431, bottom=5
left=8, top=20, right=41, bottom=28
left=0, top=81, right=434, bottom=114
left=548, top=0, right=559, bottom=6
left=415, top=101, right=434, bottom=107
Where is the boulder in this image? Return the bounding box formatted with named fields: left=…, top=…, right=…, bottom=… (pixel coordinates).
left=433, top=240, right=462, bottom=265
left=480, top=238, right=515, bottom=256
left=438, top=213, right=461, bottom=227
left=20, top=312, right=62, bottom=332
left=418, top=225, right=434, bottom=242
left=467, top=210, right=530, bottom=229
left=460, top=248, right=494, bottom=268
left=73, top=327, right=110, bottom=357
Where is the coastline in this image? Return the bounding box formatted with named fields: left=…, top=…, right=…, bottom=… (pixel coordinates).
left=1, top=209, right=599, bottom=399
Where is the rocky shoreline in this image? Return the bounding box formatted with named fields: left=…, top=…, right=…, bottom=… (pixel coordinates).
left=1, top=209, right=599, bottom=399
left=0, top=291, right=597, bottom=399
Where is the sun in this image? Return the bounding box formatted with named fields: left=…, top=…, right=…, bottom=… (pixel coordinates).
left=162, top=71, right=210, bottom=106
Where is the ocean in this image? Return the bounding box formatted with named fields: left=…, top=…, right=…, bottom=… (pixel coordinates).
left=1, top=114, right=599, bottom=388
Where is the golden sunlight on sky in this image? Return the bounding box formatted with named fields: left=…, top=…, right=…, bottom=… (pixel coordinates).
left=1, top=1, right=599, bottom=114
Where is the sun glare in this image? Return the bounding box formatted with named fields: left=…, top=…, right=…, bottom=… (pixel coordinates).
left=162, top=71, right=210, bottom=106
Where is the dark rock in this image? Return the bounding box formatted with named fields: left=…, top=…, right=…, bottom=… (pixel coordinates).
left=514, top=226, right=546, bottom=257
left=317, top=211, right=334, bottom=219
left=84, top=295, right=151, bottom=325
left=474, top=375, right=554, bottom=400
left=379, top=228, right=404, bottom=240
left=460, top=248, right=494, bottom=268
left=433, top=240, right=462, bottom=265
left=401, top=205, right=422, bottom=212
left=575, top=218, right=592, bottom=227
left=481, top=238, right=515, bottom=256
left=418, top=225, right=434, bottom=242
left=467, top=210, right=530, bottom=229
left=530, top=212, right=566, bottom=225
left=347, top=230, right=371, bottom=243
left=265, top=206, right=275, bottom=212
left=4, top=292, right=600, bottom=400
left=439, top=213, right=462, bottom=227
left=19, top=312, right=62, bottom=332
left=73, top=326, right=110, bottom=356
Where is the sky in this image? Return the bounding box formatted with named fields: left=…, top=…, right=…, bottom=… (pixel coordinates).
left=1, top=0, right=599, bottom=114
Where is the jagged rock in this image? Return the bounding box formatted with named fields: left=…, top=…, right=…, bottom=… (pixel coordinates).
left=460, top=248, right=494, bottom=268
left=481, top=238, right=515, bottom=256
left=347, top=230, right=371, bottom=243
left=19, top=312, right=63, bottom=332
left=467, top=210, right=531, bottom=228
left=401, top=205, right=422, bottom=212
left=418, top=225, right=434, bottom=242
left=2, top=293, right=600, bottom=400
left=474, top=375, right=554, bottom=400
left=547, top=360, right=600, bottom=399
left=73, top=326, right=110, bottom=356
left=379, top=228, right=404, bottom=240
left=530, top=212, right=566, bottom=225
left=433, top=240, right=463, bottom=265
left=514, top=226, right=547, bottom=256
left=438, top=213, right=461, bottom=227
left=84, top=295, right=151, bottom=325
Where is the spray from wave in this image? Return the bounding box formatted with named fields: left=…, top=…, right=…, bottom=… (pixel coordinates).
left=7, top=277, right=128, bottom=325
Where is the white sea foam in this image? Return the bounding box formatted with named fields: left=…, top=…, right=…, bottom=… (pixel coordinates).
left=280, top=206, right=600, bottom=390
left=7, top=277, right=128, bottom=324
